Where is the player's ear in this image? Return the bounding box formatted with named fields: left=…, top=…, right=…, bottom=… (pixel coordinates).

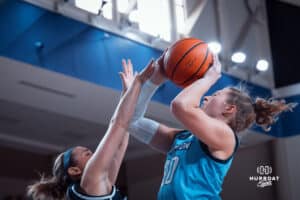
left=67, top=166, right=82, bottom=177
left=223, top=104, right=237, bottom=114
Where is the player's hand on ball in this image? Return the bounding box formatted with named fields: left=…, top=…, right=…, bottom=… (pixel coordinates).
left=137, top=59, right=155, bottom=84
left=150, top=49, right=168, bottom=85
left=204, top=54, right=222, bottom=82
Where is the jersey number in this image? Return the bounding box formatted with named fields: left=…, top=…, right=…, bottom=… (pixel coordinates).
left=161, top=156, right=179, bottom=185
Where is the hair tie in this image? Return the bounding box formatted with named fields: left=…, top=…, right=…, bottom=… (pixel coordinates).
left=63, top=148, right=73, bottom=175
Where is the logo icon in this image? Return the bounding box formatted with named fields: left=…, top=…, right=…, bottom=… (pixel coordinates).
left=257, top=165, right=272, bottom=175
left=249, top=165, right=279, bottom=188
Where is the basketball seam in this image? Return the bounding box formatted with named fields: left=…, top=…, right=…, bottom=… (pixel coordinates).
left=170, top=42, right=205, bottom=80
left=169, top=38, right=200, bottom=54
left=180, top=46, right=210, bottom=85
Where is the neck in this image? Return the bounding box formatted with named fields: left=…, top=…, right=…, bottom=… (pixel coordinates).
left=217, top=115, right=234, bottom=129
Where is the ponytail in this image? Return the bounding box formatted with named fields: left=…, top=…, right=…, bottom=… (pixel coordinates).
left=27, top=153, right=71, bottom=200
left=227, top=87, right=297, bottom=132
left=253, top=98, right=297, bottom=131
left=27, top=176, right=67, bottom=200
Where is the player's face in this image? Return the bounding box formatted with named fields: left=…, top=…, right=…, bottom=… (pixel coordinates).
left=72, top=146, right=93, bottom=170
left=202, top=88, right=229, bottom=118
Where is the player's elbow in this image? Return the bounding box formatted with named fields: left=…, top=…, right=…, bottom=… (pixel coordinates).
left=171, top=99, right=189, bottom=117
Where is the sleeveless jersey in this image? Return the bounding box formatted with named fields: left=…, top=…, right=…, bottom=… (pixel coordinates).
left=67, top=184, right=125, bottom=200
left=158, top=130, right=239, bottom=200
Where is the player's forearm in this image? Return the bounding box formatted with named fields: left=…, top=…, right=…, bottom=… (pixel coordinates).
left=108, top=132, right=129, bottom=184
left=131, top=80, right=159, bottom=121
left=127, top=79, right=160, bottom=144
left=172, top=77, right=216, bottom=108
left=112, top=77, right=143, bottom=128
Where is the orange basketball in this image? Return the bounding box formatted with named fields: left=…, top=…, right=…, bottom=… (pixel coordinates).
left=163, top=38, right=213, bottom=87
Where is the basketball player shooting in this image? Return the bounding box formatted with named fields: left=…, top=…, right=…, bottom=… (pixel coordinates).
left=122, top=47, right=295, bottom=200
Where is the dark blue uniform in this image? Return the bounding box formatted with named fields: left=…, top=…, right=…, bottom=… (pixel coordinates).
left=67, top=184, right=126, bottom=200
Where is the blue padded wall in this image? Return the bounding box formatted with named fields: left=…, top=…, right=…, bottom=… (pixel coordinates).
left=273, top=94, right=300, bottom=137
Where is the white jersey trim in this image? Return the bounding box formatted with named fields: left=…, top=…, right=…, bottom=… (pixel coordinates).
left=71, top=185, right=117, bottom=200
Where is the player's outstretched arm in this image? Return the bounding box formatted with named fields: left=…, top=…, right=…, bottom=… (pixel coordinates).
left=80, top=60, right=154, bottom=195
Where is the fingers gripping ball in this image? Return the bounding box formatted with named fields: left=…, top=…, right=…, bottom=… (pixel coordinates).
left=163, top=38, right=213, bottom=87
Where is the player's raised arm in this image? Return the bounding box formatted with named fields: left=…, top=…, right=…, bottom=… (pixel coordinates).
left=80, top=60, right=154, bottom=194
left=170, top=54, right=234, bottom=151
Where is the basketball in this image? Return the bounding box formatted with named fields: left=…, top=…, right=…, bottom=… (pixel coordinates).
left=163, top=38, right=213, bottom=87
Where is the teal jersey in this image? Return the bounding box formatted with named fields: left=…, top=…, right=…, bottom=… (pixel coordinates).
left=158, top=130, right=239, bottom=200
